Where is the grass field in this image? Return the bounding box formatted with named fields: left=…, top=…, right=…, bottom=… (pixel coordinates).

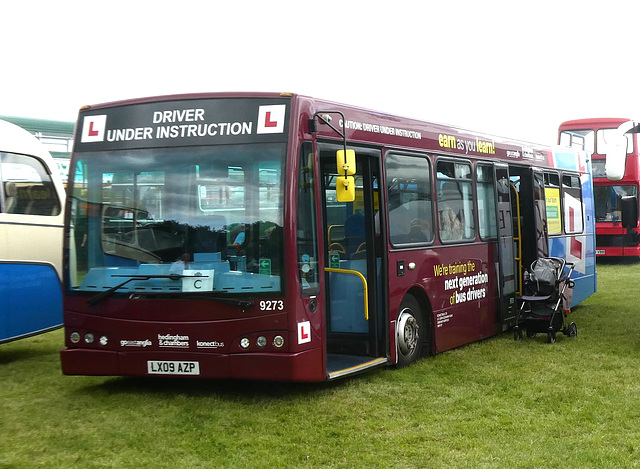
left=2, top=261, right=640, bottom=468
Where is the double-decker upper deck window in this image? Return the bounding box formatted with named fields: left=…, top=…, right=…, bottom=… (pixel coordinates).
left=436, top=160, right=474, bottom=242
left=385, top=153, right=433, bottom=245
left=0, top=152, right=60, bottom=216
left=597, top=128, right=633, bottom=155
left=559, top=129, right=595, bottom=154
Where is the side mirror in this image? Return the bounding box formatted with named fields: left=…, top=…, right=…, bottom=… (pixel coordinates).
left=605, top=121, right=634, bottom=181
left=336, top=149, right=356, bottom=176
left=621, top=195, right=638, bottom=230
left=336, top=149, right=356, bottom=202
left=336, top=176, right=355, bottom=202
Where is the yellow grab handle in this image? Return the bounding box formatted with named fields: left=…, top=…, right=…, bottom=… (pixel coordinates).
left=325, top=267, right=369, bottom=320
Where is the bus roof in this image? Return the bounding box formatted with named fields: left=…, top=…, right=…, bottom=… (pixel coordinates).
left=77, top=92, right=589, bottom=171
left=0, top=118, right=55, bottom=161
left=0, top=115, right=74, bottom=136
left=559, top=117, right=631, bottom=128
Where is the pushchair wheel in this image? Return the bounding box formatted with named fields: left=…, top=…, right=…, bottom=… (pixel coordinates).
left=526, top=330, right=537, bottom=339
left=566, top=322, right=577, bottom=338
left=513, top=328, right=523, bottom=341
left=547, top=330, right=556, bottom=344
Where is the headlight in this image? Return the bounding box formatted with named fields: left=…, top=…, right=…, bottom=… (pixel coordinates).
left=70, top=332, right=80, bottom=344
left=84, top=333, right=94, bottom=344
left=256, top=336, right=267, bottom=348
left=273, top=335, right=285, bottom=348
left=240, top=337, right=250, bottom=349
left=99, top=336, right=108, bottom=346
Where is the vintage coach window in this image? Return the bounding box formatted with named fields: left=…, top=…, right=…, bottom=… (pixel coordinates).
left=1, top=152, right=60, bottom=216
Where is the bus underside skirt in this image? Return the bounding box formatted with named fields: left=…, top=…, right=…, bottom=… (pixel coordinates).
left=61, top=349, right=119, bottom=376
left=230, top=348, right=325, bottom=382
left=326, top=354, right=388, bottom=380
left=61, top=347, right=327, bottom=382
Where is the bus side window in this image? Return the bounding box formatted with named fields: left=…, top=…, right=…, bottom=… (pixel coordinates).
left=436, top=160, right=474, bottom=242
left=562, top=174, right=584, bottom=234
left=476, top=164, right=497, bottom=240
left=297, top=143, right=319, bottom=294
left=385, top=153, right=433, bottom=246
left=3, top=181, right=17, bottom=212
left=1, top=152, right=60, bottom=216
left=544, top=172, right=562, bottom=235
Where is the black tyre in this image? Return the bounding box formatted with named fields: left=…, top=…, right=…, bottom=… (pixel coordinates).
left=526, top=330, right=537, bottom=339
left=567, top=322, right=578, bottom=338
left=514, top=328, right=523, bottom=341
left=547, top=330, right=556, bottom=344
left=396, top=294, right=425, bottom=367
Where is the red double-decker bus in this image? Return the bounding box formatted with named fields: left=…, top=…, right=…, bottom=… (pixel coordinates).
left=61, top=92, right=596, bottom=381
left=559, top=118, right=640, bottom=257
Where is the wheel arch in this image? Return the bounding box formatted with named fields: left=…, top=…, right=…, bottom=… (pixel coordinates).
left=405, top=286, right=434, bottom=357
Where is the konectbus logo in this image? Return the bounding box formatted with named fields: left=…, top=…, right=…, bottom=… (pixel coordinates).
left=81, top=115, right=107, bottom=142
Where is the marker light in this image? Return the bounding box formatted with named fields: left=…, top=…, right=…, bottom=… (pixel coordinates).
left=84, top=333, right=95, bottom=344
left=273, top=335, right=285, bottom=348
left=70, top=332, right=80, bottom=344
left=256, top=336, right=267, bottom=348
left=240, top=337, right=250, bottom=349
left=99, top=336, right=108, bottom=346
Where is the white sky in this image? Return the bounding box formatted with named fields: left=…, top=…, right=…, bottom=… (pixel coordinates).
left=4, top=0, right=640, bottom=145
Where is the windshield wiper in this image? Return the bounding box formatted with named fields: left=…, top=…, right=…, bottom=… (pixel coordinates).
left=87, top=274, right=187, bottom=306
left=198, top=295, right=254, bottom=310
left=86, top=274, right=254, bottom=311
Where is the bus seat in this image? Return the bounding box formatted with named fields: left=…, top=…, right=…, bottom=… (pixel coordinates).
left=329, top=259, right=367, bottom=333
left=440, top=182, right=459, bottom=199
left=344, top=210, right=365, bottom=256
left=3, top=182, right=17, bottom=213
left=194, top=252, right=221, bottom=262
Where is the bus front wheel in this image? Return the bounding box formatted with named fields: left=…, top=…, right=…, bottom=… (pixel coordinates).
left=396, top=294, right=425, bottom=367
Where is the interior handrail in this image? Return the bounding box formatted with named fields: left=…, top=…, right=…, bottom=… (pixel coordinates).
left=325, top=267, right=369, bottom=320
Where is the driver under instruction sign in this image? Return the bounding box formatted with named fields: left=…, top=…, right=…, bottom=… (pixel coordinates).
left=77, top=98, right=290, bottom=151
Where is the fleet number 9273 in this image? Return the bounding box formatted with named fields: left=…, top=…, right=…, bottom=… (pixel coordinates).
left=147, top=360, right=200, bottom=375
left=259, top=300, right=284, bottom=311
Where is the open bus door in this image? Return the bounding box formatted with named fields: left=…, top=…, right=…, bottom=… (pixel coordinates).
left=494, top=164, right=517, bottom=328
left=509, top=167, right=549, bottom=283
left=319, top=144, right=387, bottom=379
left=531, top=169, right=550, bottom=260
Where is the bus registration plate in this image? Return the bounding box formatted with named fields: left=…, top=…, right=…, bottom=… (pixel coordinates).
left=147, top=360, right=200, bottom=375
left=596, top=249, right=605, bottom=255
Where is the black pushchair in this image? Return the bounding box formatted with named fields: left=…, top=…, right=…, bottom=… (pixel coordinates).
left=514, top=257, right=577, bottom=343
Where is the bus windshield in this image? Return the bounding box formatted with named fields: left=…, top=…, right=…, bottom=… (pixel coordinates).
left=594, top=184, right=638, bottom=222
left=69, top=143, right=285, bottom=296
